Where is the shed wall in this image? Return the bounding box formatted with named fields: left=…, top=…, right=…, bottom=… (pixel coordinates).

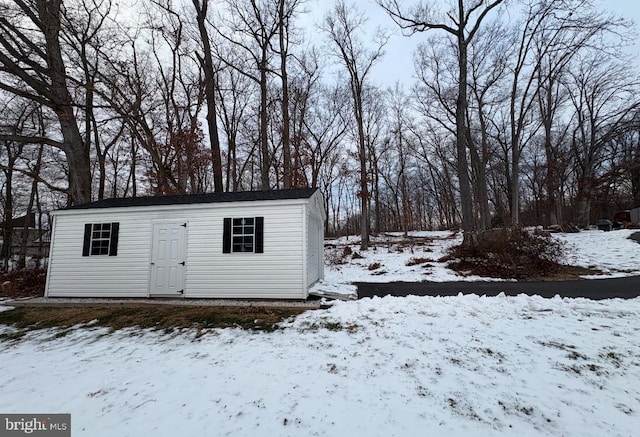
left=305, top=190, right=325, bottom=286
left=46, top=201, right=308, bottom=299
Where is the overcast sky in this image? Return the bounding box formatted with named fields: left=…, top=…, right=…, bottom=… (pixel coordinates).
left=305, top=0, right=640, bottom=90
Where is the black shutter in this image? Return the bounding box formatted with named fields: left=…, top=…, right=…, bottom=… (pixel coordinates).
left=109, top=222, right=119, bottom=256
left=255, top=216, right=264, bottom=253
left=82, top=223, right=92, bottom=256
left=223, top=218, right=231, bottom=253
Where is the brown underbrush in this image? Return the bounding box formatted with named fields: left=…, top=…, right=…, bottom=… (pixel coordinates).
left=443, top=228, right=599, bottom=280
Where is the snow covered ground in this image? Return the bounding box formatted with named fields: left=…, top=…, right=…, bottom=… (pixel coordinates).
left=312, top=228, right=640, bottom=297
left=1, top=229, right=640, bottom=436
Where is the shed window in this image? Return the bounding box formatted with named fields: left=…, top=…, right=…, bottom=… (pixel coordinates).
left=83, top=222, right=119, bottom=256
left=223, top=217, right=263, bottom=253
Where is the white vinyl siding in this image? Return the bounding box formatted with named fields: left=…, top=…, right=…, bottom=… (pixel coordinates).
left=47, top=215, right=152, bottom=297
left=45, top=195, right=322, bottom=299
left=186, top=204, right=304, bottom=298
left=305, top=190, right=325, bottom=287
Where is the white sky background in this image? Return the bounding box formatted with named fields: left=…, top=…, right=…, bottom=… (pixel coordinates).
left=303, top=0, right=640, bottom=90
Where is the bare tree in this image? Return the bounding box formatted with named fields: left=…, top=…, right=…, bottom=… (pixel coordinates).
left=466, top=19, right=509, bottom=230
left=289, top=51, right=349, bottom=190
left=566, top=53, right=640, bottom=226
left=0, top=101, right=27, bottom=269
left=217, top=0, right=281, bottom=190
left=62, top=0, right=121, bottom=201
left=216, top=65, right=253, bottom=192
left=382, top=83, right=415, bottom=236
left=275, top=0, right=305, bottom=188
left=191, top=0, right=224, bottom=192
left=0, top=0, right=92, bottom=205
left=504, top=0, right=628, bottom=225
left=97, top=10, right=211, bottom=195
left=379, top=0, right=504, bottom=235
left=323, top=0, right=388, bottom=250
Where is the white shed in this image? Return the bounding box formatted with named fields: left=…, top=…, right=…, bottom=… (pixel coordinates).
left=45, top=188, right=325, bottom=300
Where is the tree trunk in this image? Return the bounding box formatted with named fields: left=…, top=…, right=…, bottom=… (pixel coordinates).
left=355, top=90, right=369, bottom=250
left=631, top=149, right=640, bottom=207
left=40, top=0, right=91, bottom=205
left=575, top=175, right=593, bottom=227
left=19, top=148, right=42, bottom=268
left=2, top=161, right=13, bottom=270
left=278, top=0, right=292, bottom=189
left=511, top=150, right=520, bottom=225
left=259, top=52, right=270, bottom=190
left=193, top=0, right=224, bottom=193
left=456, top=35, right=474, bottom=232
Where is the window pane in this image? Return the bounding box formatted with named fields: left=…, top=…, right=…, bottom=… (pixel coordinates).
left=89, top=223, right=112, bottom=256
left=230, top=217, right=256, bottom=253
left=91, top=239, right=109, bottom=255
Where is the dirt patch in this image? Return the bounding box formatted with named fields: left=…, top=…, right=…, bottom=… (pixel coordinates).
left=0, top=305, right=309, bottom=340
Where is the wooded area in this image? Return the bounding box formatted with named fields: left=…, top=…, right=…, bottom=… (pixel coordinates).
left=1, top=0, right=640, bottom=264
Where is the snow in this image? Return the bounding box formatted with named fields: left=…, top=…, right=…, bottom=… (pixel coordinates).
left=1, top=229, right=640, bottom=437
left=313, top=229, right=640, bottom=295
left=323, top=231, right=483, bottom=285
left=556, top=229, right=640, bottom=278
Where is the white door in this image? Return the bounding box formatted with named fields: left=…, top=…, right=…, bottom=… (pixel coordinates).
left=150, top=222, right=186, bottom=296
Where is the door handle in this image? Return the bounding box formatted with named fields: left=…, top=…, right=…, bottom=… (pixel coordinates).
left=179, top=261, right=185, bottom=266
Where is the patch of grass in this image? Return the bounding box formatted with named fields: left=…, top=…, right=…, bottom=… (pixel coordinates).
left=567, top=350, right=588, bottom=360
left=0, top=305, right=309, bottom=339
left=0, top=330, right=27, bottom=342
left=297, top=320, right=359, bottom=332
left=323, top=321, right=344, bottom=331
left=539, top=340, right=576, bottom=351
left=519, top=406, right=534, bottom=416
left=600, top=351, right=622, bottom=368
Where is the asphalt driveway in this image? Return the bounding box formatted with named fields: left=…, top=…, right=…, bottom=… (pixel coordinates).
left=356, top=275, right=640, bottom=300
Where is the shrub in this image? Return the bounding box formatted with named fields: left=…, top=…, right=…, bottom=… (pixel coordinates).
left=0, top=268, right=46, bottom=298
left=445, top=228, right=566, bottom=279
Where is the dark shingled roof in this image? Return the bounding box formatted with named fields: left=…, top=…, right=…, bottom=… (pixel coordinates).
left=67, top=188, right=319, bottom=210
